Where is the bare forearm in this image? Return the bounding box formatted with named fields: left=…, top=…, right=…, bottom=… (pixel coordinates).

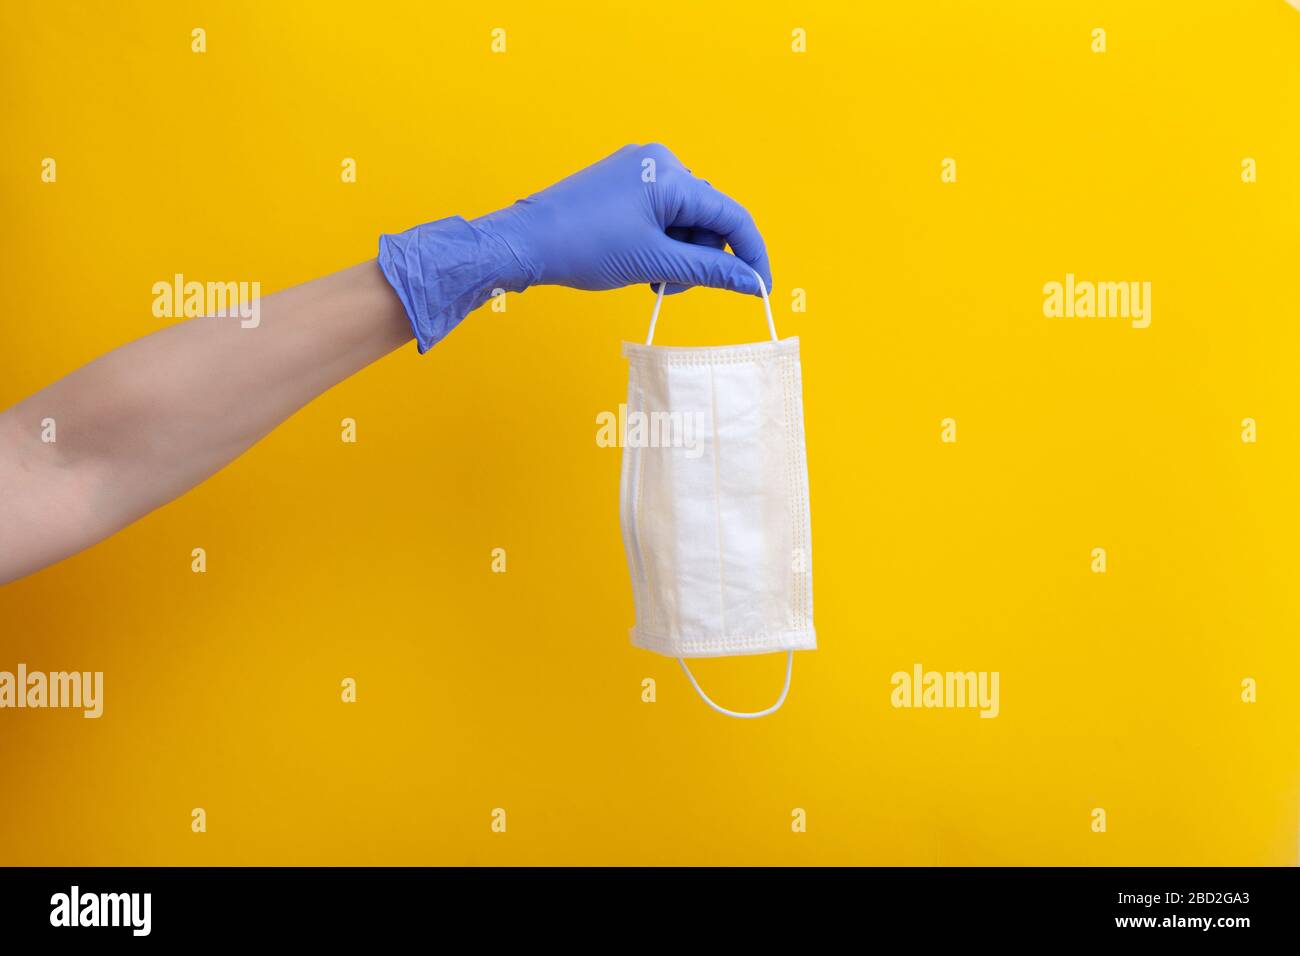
left=0, top=261, right=411, bottom=584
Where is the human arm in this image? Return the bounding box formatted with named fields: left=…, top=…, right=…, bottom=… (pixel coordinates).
left=0, top=144, right=771, bottom=584
left=0, top=261, right=411, bottom=584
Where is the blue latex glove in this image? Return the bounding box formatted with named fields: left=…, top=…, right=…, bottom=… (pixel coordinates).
left=379, top=144, right=772, bottom=352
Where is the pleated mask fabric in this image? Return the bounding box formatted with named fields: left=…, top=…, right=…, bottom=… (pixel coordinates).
left=618, top=278, right=814, bottom=717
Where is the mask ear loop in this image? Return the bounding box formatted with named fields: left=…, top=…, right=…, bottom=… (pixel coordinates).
left=645, top=274, right=778, bottom=346
left=678, top=651, right=793, bottom=719
left=645, top=271, right=792, bottom=718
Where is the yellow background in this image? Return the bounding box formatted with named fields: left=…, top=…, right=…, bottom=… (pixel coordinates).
left=2, top=0, right=1298, bottom=865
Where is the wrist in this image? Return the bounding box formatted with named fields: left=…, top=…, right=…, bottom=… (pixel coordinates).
left=471, top=204, right=544, bottom=291
left=377, top=214, right=534, bottom=354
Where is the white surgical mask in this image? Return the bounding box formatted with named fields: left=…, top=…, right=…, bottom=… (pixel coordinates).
left=619, top=278, right=815, bottom=717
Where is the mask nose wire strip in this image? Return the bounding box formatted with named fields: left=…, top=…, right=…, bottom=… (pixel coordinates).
left=678, top=651, right=794, bottom=719
left=645, top=273, right=778, bottom=346
left=644, top=271, right=791, bottom=718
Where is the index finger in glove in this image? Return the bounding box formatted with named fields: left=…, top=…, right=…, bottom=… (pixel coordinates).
left=668, top=178, right=773, bottom=294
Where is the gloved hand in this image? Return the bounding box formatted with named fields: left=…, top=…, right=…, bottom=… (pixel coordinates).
left=379, top=144, right=772, bottom=352
left=474, top=143, right=772, bottom=298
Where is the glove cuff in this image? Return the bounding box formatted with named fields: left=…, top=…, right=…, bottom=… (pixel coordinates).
left=377, top=215, right=531, bottom=354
